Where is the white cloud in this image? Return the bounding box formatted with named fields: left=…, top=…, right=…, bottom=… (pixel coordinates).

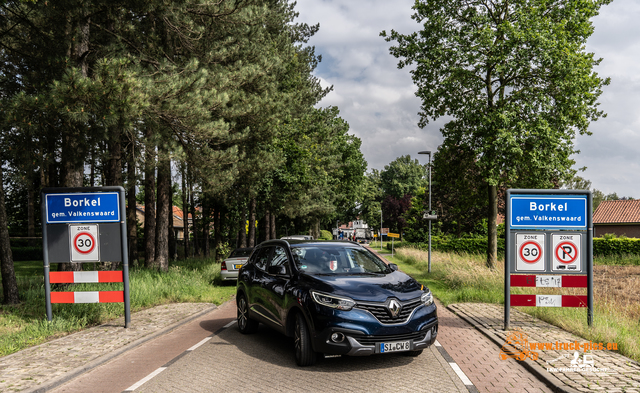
left=296, top=0, right=640, bottom=197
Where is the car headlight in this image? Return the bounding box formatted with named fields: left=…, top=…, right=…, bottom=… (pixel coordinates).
left=310, top=291, right=355, bottom=311
left=421, top=290, right=434, bottom=306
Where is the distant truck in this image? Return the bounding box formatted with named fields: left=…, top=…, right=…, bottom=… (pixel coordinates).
left=353, top=220, right=373, bottom=243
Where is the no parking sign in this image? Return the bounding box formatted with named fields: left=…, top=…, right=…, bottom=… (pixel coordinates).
left=552, top=234, right=581, bottom=272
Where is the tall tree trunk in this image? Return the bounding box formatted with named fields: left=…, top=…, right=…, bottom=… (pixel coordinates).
left=144, top=136, right=156, bottom=268
left=202, top=195, right=210, bottom=257
left=487, top=184, right=498, bottom=269
left=60, top=130, right=84, bottom=272
left=168, top=178, right=175, bottom=262
left=270, top=212, right=276, bottom=239
left=27, top=184, right=36, bottom=246
left=189, top=175, right=199, bottom=256
left=264, top=209, right=271, bottom=241
left=248, top=198, right=256, bottom=247
left=155, top=155, right=170, bottom=271
left=105, top=128, right=123, bottom=187
left=181, top=165, right=189, bottom=259
left=309, top=218, right=320, bottom=240
left=89, top=148, right=96, bottom=187
left=213, top=204, right=221, bottom=261
left=0, top=165, right=19, bottom=304
left=126, top=139, right=138, bottom=266
left=239, top=208, right=247, bottom=248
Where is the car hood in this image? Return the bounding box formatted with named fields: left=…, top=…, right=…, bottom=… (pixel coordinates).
left=301, top=271, right=423, bottom=303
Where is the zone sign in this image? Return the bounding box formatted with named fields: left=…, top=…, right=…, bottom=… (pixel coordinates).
left=69, top=224, right=100, bottom=262
left=515, top=233, right=545, bottom=272
left=552, top=234, right=581, bottom=272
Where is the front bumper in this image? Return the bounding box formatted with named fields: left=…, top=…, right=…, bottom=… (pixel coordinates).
left=309, top=303, right=438, bottom=356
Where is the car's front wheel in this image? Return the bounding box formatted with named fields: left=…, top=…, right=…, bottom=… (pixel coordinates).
left=294, top=313, right=317, bottom=366
left=237, top=294, right=258, bottom=334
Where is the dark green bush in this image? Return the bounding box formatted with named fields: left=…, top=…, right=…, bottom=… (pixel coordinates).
left=393, top=235, right=640, bottom=258
left=11, top=247, right=43, bottom=261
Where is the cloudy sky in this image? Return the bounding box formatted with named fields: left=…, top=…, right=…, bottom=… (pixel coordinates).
left=294, top=0, right=640, bottom=198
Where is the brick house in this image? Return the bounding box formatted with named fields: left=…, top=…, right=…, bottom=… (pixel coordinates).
left=593, top=199, right=640, bottom=238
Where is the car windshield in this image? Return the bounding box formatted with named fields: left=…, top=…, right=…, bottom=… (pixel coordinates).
left=291, top=245, right=390, bottom=275
left=229, top=248, right=253, bottom=258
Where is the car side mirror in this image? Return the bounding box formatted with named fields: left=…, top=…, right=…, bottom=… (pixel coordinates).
left=268, top=265, right=288, bottom=276
left=388, top=263, right=399, bottom=271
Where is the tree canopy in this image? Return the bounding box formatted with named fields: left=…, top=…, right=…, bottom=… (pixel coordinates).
left=382, top=0, right=611, bottom=267
left=0, top=0, right=367, bottom=302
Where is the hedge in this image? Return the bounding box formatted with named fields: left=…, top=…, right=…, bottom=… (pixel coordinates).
left=593, top=237, right=640, bottom=256
left=388, top=236, right=504, bottom=255
left=11, top=247, right=44, bottom=261
left=391, top=236, right=640, bottom=257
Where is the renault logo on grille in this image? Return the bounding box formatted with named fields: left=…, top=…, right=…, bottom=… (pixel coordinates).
left=388, top=299, right=402, bottom=318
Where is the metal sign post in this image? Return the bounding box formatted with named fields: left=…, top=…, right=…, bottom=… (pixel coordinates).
left=41, top=187, right=131, bottom=328
left=505, top=189, right=592, bottom=331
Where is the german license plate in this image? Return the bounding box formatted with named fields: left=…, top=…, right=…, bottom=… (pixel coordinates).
left=379, top=340, right=411, bottom=353
left=233, top=264, right=243, bottom=269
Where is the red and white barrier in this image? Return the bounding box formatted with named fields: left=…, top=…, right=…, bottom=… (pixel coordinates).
left=510, top=274, right=588, bottom=308
left=49, top=271, right=124, bottom=304
left=510, top=294, right=587, bottom=307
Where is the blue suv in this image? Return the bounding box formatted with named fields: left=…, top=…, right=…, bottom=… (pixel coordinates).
left=236, top=239, right=438, bottom=366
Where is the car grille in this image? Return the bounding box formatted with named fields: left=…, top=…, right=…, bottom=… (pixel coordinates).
left=354, top=330, right=428, bottom=346
left=355, top=298, right=423, bottom=324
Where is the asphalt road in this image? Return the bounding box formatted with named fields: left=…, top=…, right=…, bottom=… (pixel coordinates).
left=51, top=300, right=469, bottom=393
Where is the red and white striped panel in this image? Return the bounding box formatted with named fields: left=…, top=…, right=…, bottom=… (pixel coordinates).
left=51, top=291, right=124, bottom=304
left=510, top=294, right=587, bottom=308
left=510, top=275, right=587, bottom=288
left=49, top=271, right=123, bottom=284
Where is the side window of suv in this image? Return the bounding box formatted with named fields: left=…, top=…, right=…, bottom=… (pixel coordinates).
left=270, top=246, right=289, bottom=267
left=254, top=247, right=272, bottom=271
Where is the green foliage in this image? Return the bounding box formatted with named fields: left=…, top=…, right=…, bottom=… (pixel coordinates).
left=593, top=237, right=640, bottom=257
left=318, top=230, right=333, bottom=240
left=382, top=0, right=611, bottom=264
left=380, top=155, right=427, bottom=199
left=392, top=236, right=506, bottom=255
left=9, top=247, right=42, bottom=262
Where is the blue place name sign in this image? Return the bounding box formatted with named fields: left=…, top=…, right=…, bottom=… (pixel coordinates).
left=510, top=195, right=587, bottom=229
left=45, top=192, right=120, bottom=223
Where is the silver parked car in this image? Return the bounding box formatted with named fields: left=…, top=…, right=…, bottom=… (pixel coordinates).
left=221, top=248, right=253, bottom=281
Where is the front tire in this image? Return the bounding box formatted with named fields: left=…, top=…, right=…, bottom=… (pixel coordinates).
left=237, top=294, right=258, bottom=334
left=294, top=313, right=317, bottom=366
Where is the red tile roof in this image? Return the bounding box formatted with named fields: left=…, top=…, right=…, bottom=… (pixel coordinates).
left=593, top=200, right=640, bottom=224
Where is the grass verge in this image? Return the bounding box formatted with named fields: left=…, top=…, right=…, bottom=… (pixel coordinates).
left=385, top=247, right=640, bottom=363
left=0, top=257, right=235, bottom=357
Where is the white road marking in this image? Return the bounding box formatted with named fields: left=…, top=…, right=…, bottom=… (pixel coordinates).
left=187, top=337, right=211, bottom=351
left=449, top=362, right=474, bottom=386
left=124, top=367, right=167, bottom=391
left=224, top=320, right=237, bottom=328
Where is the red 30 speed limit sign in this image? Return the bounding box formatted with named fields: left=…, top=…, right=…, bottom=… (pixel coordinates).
left=515, top=233, right=545, bottom=272
left=69, top=224, right=100, bottom=262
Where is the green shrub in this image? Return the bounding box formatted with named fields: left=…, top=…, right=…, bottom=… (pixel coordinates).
left=593, top=237, right=640, bottom=256
left=11, top=247, right=43, bottom=261
left=319, top=230, right=333, bottom=240
left=390, top=236, right=505, bottom=254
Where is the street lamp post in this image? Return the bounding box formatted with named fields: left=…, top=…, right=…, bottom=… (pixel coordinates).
left=418, top=151, right=433, bottom=272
